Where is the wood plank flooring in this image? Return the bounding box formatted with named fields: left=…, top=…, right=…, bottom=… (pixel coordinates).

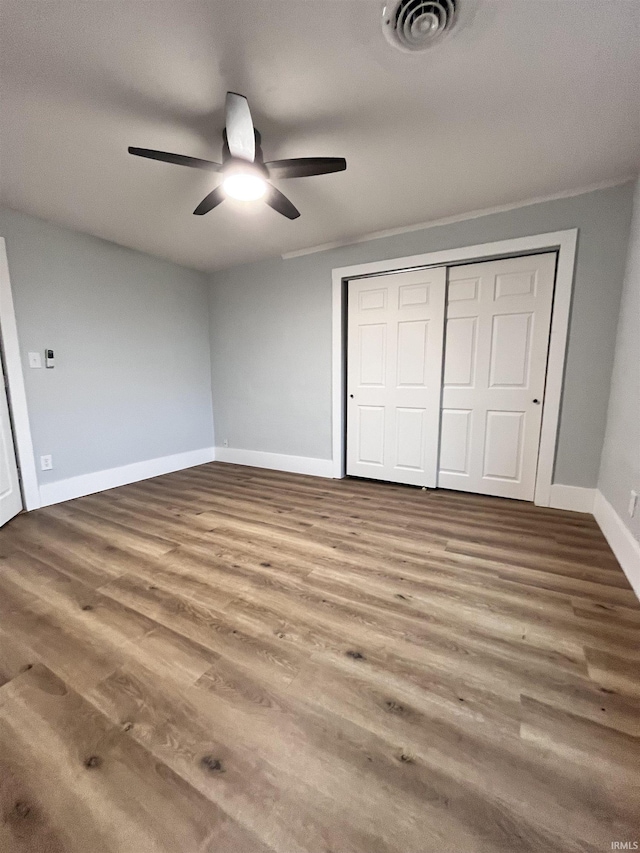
left=0, top=462, right=638, bottom=852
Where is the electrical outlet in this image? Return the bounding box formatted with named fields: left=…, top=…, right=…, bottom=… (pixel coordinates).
left=629, top=490, right=638, bottom=518
left=40, top=454, right=53, bottom=471
left=223, top=439, right=229, bottom=448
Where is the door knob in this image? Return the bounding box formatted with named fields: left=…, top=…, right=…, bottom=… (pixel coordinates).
left=533, top=399, right=540, bottom=404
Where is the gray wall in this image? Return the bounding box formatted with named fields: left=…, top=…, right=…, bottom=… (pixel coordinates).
left=598, top=178, right=640, bottom=538
left=0, top=207, right=213, bottom=486
left=209, top=182, right=635, bottom=488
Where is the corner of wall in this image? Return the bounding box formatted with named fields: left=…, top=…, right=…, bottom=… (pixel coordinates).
left=593, top=490, right=640, bottom=601
left=592, top=173, right=640, bottom=602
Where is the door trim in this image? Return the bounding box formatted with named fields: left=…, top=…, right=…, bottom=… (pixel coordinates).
left=331, top=229, right=578, bottom=507
left=0, top=238, right=40, bottom=510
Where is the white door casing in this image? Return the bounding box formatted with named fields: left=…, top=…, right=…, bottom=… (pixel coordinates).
left=0, top=355, right=22, bottom=525
left=346, top=267, right=446, bottom=486
left=332, top=230, right=577, bottom=506
left=438, top=252, right=557, bottom=500
left=0, top=237, right=39, bottom=511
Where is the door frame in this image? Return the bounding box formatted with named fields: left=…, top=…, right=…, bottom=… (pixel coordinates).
left=0, top=238, right=40, bottom=510
left=331, top=229, right=578, bottom=507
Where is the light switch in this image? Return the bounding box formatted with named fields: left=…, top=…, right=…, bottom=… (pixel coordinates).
left=28, top=352, right=42, bottom=369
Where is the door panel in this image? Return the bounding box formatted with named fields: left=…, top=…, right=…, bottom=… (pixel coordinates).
left=347, top=268, right=446, bottom=487
left=358, top=324, right=386, bottom=386
left=444, top=317, right=477, bottom=387
left=398, top=282, right=430, bottom=307
left=448, top=277, right=479, bottom=303
left=0, top=356, right=22, bottom=526
left=488, top=313, right=532, bottom=387
left=483, top=410, right=525, bottom=480
left=395, top=408, right=425, bottom=470
left=439, top=409, right=472, bottom=475
left=438, top=253, right=556, bottom=501
left=357, top=406, right=385, bottom=465
left=494, top=269, right=537, bottom=299
left=397, top=321, right=429, bottom=386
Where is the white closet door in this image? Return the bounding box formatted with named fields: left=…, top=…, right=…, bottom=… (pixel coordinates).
left=439, top=252, right=556, bottom=501
left=346, top=267, right=446, bottom=487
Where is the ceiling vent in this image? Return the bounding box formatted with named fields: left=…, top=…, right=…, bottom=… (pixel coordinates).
left=382, top=0, right=457, bottom=52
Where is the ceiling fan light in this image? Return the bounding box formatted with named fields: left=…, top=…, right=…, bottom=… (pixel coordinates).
left=222, top=172, right=267, bottom=201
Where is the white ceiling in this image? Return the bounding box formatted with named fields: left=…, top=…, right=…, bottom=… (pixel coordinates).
left=1, top=0, right=639, bottom=272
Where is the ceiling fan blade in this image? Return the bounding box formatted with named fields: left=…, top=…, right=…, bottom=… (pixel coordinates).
left=225, top=92, right=255, bottom=162
left=128, top=147, right=221, bottom=171
left=193, top=186, right=226, bottom=216
left=265, top=157, right=347, bottom=179
left=264, top=184, right=300, bottom=220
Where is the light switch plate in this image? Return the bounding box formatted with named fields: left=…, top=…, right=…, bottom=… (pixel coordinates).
left=28, top=352, right=42, bottom=369
left=629, top=490, right=638, bottom=518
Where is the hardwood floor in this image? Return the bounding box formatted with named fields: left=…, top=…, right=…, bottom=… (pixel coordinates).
left=0, top=462, right=638, bottom=853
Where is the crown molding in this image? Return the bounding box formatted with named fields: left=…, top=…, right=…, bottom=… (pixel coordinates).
left=281, top=175, right=635, bottom=260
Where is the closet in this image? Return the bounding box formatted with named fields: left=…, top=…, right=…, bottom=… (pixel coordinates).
left=346, top=252, right=557, bottom=501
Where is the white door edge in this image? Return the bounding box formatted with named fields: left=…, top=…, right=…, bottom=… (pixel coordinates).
left=331, top=229, right=578, bottom=507
left=0, top=238, right=40, bottom=510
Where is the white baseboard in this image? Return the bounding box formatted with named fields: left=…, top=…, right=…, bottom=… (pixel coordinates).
left=214, top=446, right=334, bottom=478
left=593, top=490, right=640, bottom=601
left=38, top=447, right=216, bottom=508
left=548, top=484, right=596, bottom=513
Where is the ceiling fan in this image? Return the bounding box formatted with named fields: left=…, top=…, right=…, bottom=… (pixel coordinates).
left=128, top=92, right=347, bottom=220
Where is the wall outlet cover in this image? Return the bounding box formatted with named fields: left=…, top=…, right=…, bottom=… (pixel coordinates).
left=629, top=490, right=638, bottom=518
left=40, top=454, right=53, bottom=471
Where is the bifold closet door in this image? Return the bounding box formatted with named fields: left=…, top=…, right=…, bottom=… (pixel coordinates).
left=438, top=252, right=557, bottom=501
left=346, top=268, right=446, bottom=487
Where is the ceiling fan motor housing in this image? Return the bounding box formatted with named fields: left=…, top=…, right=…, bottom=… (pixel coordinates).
left=382, top=0, right=457, bottom=52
